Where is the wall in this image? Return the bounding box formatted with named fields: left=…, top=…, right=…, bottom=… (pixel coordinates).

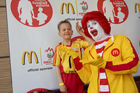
left=0, top=0, right=12, bottom=93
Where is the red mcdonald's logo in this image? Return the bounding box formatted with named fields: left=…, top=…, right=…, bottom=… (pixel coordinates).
left=111, top=48, right=120, bottom=57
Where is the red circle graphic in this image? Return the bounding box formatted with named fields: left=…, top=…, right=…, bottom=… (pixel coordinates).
left=111, top=48, right=120, bottom=57
left=11, top=0, right=53, bottom=27
left=97, top=0, right=129, bottom=24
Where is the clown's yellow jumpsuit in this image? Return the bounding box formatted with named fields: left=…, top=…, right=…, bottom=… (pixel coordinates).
left=76, top=35, right=139, bottom=93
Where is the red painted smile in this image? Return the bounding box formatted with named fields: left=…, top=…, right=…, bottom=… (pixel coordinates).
left=90, top=29, right=98, bottom=37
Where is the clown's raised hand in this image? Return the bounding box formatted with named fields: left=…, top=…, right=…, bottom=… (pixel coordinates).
left=76, top=21, right=85, bottom=36
left=76, top=21, right=95, bottom=46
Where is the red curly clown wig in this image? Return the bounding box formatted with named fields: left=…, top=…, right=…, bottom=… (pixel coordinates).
left=81, top=11, right=111, bottom=38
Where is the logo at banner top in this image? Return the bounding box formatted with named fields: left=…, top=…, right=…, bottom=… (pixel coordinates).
left=11, top=0, right=53, bottom=27
left=80, top=1, right=88, bottom=12
left=135, top=3, right=140, bottom=13
left=111, top=48, right=120, bottom=57
left=61, top=2, right=75, bottom=14
left=78, top=1, right=88, bottom=16
left=97, top=0, right=129, bottom=24
left=22, top=51, right=38, bottom=65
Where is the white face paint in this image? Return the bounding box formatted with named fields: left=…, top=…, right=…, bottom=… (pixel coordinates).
left=87, top=20, right=108, bottom=42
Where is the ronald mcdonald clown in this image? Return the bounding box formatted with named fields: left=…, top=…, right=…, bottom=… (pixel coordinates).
left=67, top=11, right=139, bottom=93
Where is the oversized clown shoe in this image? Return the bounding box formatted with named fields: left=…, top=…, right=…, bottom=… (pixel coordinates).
left=68, top=11, right=139, bottom=93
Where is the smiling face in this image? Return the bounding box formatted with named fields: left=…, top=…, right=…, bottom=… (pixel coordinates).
left=59, top=23, right=73, bottom=41
left=87, top=20, right=108, bottom=42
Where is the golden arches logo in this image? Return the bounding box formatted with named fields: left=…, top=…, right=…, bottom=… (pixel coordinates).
left=22, top=51, right=38, bottom=65
left=61, top=2, right=75, bottom=14
left=135, top=3, right=140, bottom=13
left=111, top=48, right=120, bottom=57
